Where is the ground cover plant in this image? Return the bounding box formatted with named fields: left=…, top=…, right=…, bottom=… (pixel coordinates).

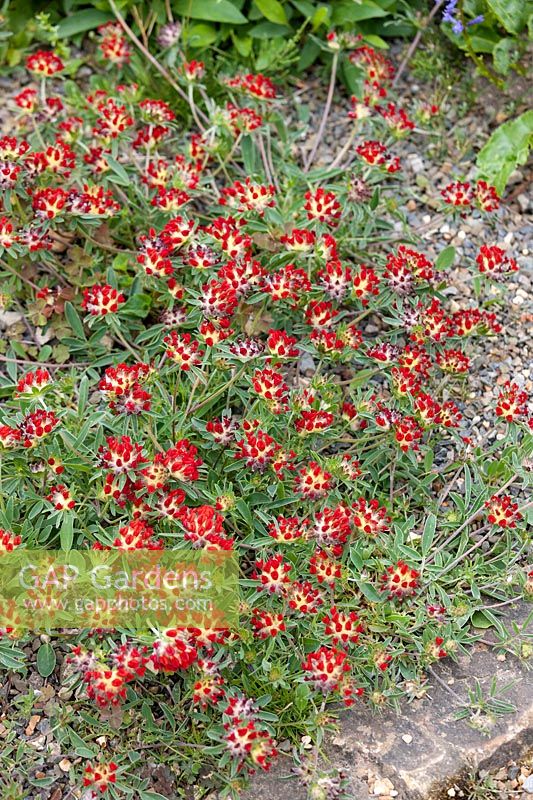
left=0, top=17, right=531, bottom=800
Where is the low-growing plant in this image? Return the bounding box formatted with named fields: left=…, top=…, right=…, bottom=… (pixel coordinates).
left=0, top=26, right=531, bottom=800
left=1, top=0, right=421, bottom=75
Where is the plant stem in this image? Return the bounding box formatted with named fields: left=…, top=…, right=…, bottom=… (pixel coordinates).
left=330, top=124, right=357, bottom=170
left=393, top=0, right=446, bottom=87
left=108, top=0, right=209, bottom=126
left=304, top=51, right=338, bottom=172
left=427, top=471, right=519, bottom=565
left=187, top=83, right=207, bottom=133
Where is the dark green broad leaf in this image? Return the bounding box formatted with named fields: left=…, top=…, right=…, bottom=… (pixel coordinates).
left=486, top=0, right=529, bottom=34
left=255, top=0, right=289, bottom=25
left=172, top=0, right=248, bottom=24
left=476, top=110, right=533, bottom=193
left=57, top=9, right=114, bottom=38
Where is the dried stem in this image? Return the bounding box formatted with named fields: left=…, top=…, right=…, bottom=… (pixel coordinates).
left=304, top=51, right=339, bottom=172
left=108, top=0, right=209, bottom=126
left=393, top=0, right=446, bottom=88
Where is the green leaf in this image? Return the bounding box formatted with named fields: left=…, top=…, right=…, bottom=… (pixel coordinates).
left=312, top=6, right=330, bottom=29
left=492, top=38, right=519, bottom=75
left=476, top=110, right=533, bottom=194
left=140, top=793, right=170, bottom=800
left=340, top=56, right=364, bottom=96
left=294, top=682, right=310, bottom=710
left=60, top=515, right=74, bottom=552
left=231, top=32, right=253, bottom=56
left=435, top=245, right=456, bottom=271
left=297, top=39, right=321, bottom=71
left=64, top=302, right=86, bottom=340
left=357, top=581, right=381, bottom=602
left=471, top=610, right=494, bottom=629
left=173, top=0, right=248, bottom=24
left=255, top=0, right=288, bottom=25
left=363, top=34, right=388, bottom=49
left=250, top=22, right=290, bottom=39
left=332, top=0, right=388, bottom=23
left=421, top=513, right=437, bottom=555
left=486, top=0, right=528, bottom=34
left=350, top=368, right=376, bottom=388
left=183, top=23, right=218, bottom=48
left=69, top=728, right=96, bottom=758
left=106, top=156, right=130, bottom=187
left=122, top=293, right=151, bottom=318
left=241, top=135, right=259, bottom=175
left=0, top=643, right=26, bottom=670
left=57, top=9, right=113, bottom=37
left=36, top=643, right=56, bottom=677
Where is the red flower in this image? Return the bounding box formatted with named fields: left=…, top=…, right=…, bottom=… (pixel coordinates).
left=495, top=381, right=529, bottom=423
left=251, top=610, right=286, bottom=639
left=235, top=427, right=280, bottom=472
left=394, top=415, right=424, bottom=451
left=295, top=462, right=332, bottom=500
left=267, top=329, right=299, bottom=359
left=98, top=435, right=146, bottom=473
left=253, top=554, right=292, bottom=594
left=441, top=181, right=474, bottom=208
left=309, top=550, right=342, bottom=587
left=98, top=22, right=131, bottom=65
left=484, top=495, right=522, bottom=528
left=436, top=348, right=470, bottom=374
left=224, top=718, right=278, bottom=771
left=295, top=410, right=334, bottom=435
left=164, top=331, right=204, bottom=370
left=84, top=667, right=131, bottom=707
left=0, top=530, right=22, bottom=551
left=268, top=515, right=307, bottom=542
left=0, top=216, right=17, bottom=248
left=351, top=265, right=380, bottom=305
left=322, top=606, right=363, bottom=646
left=46, top=485, right=75, bottom=511
left=304, top=188, right=341, bottom=226
left=311, top=504, right=352, bottom=548
left=84, top=761, right=118, bottom=792
left=149, top=632, right=197, bottom=672
left=177, top=504, right=231, bottom=549
left=286, top=581, right=323, bottom=614
left=220, top=178, right=275, bottom=215
left=226, top=73, right=276, bottom=99
left=475, top=180, right=500, bottom=212
left=252, top=367, right=289, bottom=413
left=26, top=50, right=64, bottom=76
left=262, top=264, right=311, bottom=304
left=280, top=228, right=316, bottom=252
left=380, top=560, right=419, bottom=600
left=15, top=368, right=51, bottom=396
left=94, top=519, right=162, bottom=550
left=82, top=284, right=125, bottom=316
left=476, top=244, right=518, bottom=278
left=32, top=187, right=68, bottom=219
left=19, top=410, right=59, bottom=448
left=302, top=646, right=350, bottom=693
left=163, top=439, right=202, bottom=481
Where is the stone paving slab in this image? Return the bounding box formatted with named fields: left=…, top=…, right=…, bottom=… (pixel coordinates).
left=240, top=604, right=532, bottom=800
